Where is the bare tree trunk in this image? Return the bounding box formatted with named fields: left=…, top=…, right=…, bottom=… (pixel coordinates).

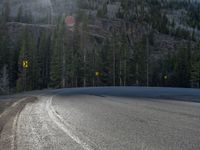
left=124, top=59, right=127, bottom=86
left=136, top=63, right=139, bottom=86
left=83, top=53, right=86, bottom=87
left=80, top=23, right=87, bottom=87
left=120, top=60, right=122, bottom=86
left=93, top=47, right=96, bottom=87
left=146, top=26, right=150, bottom=87
left=123, top=22, right=127, bottom=86
left=146, top=37, right=149, bottom=87
left=75, top=77, right=78, bottom=87
left=113, top=40, right=116, bottom=86
left=62, top=36, right=66, bottom=88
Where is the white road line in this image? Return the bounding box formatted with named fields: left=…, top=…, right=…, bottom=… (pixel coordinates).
left=46, top=96, right=94, bottom=150
left=11, top=111, right=19, bottom=150
left=11, top=98, right=26, bottom=108
left=0, top=98, right=26, bottom=119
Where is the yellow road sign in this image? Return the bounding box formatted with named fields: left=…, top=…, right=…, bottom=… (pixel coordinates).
left=22, top=60, right=29, bottom=69
left=96, top=71, right=100, bottom=77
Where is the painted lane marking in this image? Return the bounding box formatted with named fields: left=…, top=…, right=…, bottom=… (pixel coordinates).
left=46, top=96, right=95, bottom=150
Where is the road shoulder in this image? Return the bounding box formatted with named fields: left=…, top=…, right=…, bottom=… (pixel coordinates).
left=0, top=97, right=38, bottom=150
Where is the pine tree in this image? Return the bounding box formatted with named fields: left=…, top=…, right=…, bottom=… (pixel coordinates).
left=49, top=18, right=66, bottom=88
left=0, top=65, right=9, bottom=94
left=2, top=0, right=10, bottom=22
left=0, top=14, right=11, bottom=91
left=16, top=28, right=37, bottom=91
left=16, top=6, right=23, bottom=22
left=191, top=41, right=200, bottom=88
left=119, top=28, right=129, bottom=86
left=134, top=36, right=147, bottom=86
left=16, top=32, right=27, bottom=92
left=79, top=12, right=89, bottom=87
left=71, top=22, right=83, bottom=87
left=99, top=38, right=113, bottom=86
left=174, top=43, right=191, bottom=87
left=38, top=32, right=51, bottom=89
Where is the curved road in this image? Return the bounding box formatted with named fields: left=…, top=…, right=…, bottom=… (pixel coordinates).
left=1, top=87, right=200, bottom=150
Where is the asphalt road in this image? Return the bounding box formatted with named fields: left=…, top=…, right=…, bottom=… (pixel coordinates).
left=1, top=87, right=200, bottom=150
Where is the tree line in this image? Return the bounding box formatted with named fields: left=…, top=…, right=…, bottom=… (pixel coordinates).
left=0, top=0, right=200, bottom=94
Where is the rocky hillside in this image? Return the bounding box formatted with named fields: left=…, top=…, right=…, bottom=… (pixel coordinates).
left=1, top=0, right=200, bottom=38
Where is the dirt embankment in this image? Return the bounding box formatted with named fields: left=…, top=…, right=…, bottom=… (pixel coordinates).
left=0, top=97, right=38, bottom=150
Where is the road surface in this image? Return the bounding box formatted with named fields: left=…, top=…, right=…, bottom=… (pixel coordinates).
left=0, top=87, right=200, bottom=150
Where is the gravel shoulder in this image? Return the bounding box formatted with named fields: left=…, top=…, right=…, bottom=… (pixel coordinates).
left=0, top=97, right=38, bottom=150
